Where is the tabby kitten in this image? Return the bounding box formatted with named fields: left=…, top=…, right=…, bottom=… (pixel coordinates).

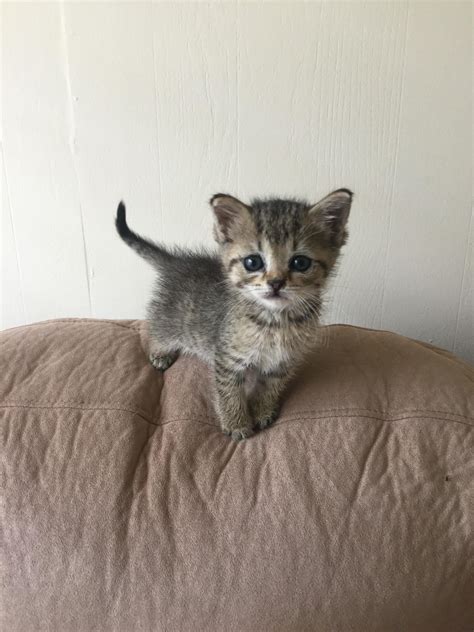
left=116, top=189, right=352, bottom=440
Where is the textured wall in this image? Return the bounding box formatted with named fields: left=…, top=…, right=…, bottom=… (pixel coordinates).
left=2, top=1, right=472, bottom=363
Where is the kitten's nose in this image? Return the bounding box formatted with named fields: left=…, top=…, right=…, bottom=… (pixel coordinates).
left=267, top=278, right=286, bottom=293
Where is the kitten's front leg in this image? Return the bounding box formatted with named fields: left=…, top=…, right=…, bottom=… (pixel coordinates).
left=252, top=370, right=293, bottom=431
left=214, top=362, right=253, bottom=441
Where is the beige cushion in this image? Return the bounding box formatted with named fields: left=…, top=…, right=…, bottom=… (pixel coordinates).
left=1, top=319, right=473, bottom=631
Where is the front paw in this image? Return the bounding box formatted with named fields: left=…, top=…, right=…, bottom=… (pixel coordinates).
left=252, top=402, right=279, bottom=431
left=254, top=411, right=278, bottom=431
left=149, top=352, right=177, bottom=371
left=220, top=415, right=254, bottom=441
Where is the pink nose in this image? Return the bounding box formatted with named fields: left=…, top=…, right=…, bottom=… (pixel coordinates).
left=267, top=279, right=285, bottom=293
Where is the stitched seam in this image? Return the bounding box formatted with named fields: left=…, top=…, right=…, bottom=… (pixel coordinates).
left=0, top=403, right=159, bottom=427
left=159, top=414, right=474, bottom=429
left=268, top=407, right=473, bottom=421
left=2, top=402, right=472, bottom=422
left=1, top=398, right=157, bottom=409
left=1, top=402, right=472, bottom=422
left=276, top=412, right=474, bottom=427
left=1, top=404, right=473, bottom=429
left=160, top=413, right=474, bottom=428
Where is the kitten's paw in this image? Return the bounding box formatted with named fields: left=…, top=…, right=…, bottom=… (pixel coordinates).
left=254, top=411, right=278, bottom=431
left=222, top=427, right=254, bottom=441
left=149, top=352, right=177, bottom=372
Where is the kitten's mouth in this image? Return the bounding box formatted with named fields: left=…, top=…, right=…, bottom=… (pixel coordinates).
left=264, top=291, right=288, bottom=301
left=246, top=287, right=292, bottom=309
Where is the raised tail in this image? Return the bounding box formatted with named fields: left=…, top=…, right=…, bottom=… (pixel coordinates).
left=115, top=202, right=171, bottom=267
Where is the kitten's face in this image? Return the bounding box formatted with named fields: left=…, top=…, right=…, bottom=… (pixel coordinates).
left=211, top=190, right=352, bottom=313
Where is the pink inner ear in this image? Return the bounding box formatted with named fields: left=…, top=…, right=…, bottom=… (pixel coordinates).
left=213, top=204, right=237, bottom=233
left=212, top=195, right=249, bottom=240
left=212, top=203, right=244, bottom=243
left=324, top=203, right=349, bottom=225
left=307, top=194, right=351, bottom=249
left=310, top=192, right=352, bottom=230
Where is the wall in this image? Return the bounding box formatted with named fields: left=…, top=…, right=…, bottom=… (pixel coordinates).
left=1, top=1, right=472, bottom=363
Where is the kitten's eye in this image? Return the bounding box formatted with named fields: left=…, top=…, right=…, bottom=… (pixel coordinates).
left=243, top=254, right=264, bottom=272
left=289, top=255, right=312, bottom=272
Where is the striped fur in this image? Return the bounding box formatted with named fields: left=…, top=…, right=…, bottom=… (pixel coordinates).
left=116, top=189, right=352, bottom=440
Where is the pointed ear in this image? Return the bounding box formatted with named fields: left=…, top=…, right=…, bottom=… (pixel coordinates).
left=309, top=188, right=353, bottom=247
left=210, top=193, right=251, bottom=244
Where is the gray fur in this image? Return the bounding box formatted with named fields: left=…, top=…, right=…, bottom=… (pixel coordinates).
left=115, top=189, right=353, bottom=440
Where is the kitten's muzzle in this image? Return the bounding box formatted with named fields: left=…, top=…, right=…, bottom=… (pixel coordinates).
left=267, top=278, right=286, bottom=295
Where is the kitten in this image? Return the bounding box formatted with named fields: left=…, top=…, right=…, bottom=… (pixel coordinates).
left=115, top=189, right=352, bottom=440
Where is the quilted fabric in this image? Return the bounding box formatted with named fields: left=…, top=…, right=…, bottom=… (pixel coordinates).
left=1, top=319, right=473, bottom=631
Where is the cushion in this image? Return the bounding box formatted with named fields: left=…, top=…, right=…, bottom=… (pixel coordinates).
left=1, top=319, right=473, bottom=631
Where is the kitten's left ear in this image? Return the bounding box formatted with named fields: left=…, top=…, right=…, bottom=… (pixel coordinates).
left=210, top=193, right=251, bottom=244
left=309, top=188, right=353, bottom=247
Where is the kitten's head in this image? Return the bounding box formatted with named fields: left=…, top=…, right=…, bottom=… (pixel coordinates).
left=210, top=189, right=353, bottom=313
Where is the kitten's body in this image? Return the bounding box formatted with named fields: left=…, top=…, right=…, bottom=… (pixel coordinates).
left=148, top=251, right=225, bottom=363
left=116, top=190, right=352, bottom=440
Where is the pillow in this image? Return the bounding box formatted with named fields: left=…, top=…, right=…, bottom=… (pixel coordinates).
left=1, top=319, right=472, bottom=631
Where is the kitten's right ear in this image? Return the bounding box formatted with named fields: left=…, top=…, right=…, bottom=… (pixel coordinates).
left=308, top=188, right=353, bottom=247
left=210, top=194, right=250, bottom=244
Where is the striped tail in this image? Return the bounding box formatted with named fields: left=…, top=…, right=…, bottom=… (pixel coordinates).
left=115, top=202, right=171, bottom=267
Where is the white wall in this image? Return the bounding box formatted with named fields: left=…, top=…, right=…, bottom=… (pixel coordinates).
left=1, top=1, right=473, bottom=364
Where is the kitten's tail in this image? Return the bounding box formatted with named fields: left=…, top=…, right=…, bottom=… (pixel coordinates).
left=115, top=202, right=172, bottom=267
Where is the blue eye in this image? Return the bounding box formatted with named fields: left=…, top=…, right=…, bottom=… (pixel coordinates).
left=243, top=254, right=264, bottom=272
left=289, top=255, right=312, bottom=272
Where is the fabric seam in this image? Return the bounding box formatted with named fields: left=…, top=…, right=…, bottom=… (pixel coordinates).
left=1, top=401, right=471, bottom=422
left=1, top=403, right=473, bottom=429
